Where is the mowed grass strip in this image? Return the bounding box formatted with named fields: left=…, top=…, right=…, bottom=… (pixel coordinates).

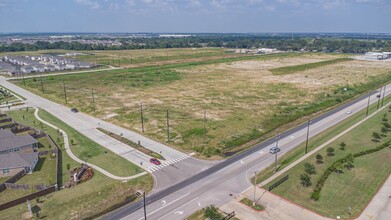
left=270, top=58, right=353, bottom=75
left=263, top=107, right=391, bottom=219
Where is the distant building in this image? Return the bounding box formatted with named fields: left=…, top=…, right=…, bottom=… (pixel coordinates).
left=0, top=130, right=38, bottom=155
left=0, top=152, right=39, bottom=177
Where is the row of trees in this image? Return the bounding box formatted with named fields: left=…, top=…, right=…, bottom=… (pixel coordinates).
left=1, top=37, right=391, bottom=53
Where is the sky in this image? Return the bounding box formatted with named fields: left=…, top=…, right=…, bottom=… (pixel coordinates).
left=0, top=0, right=390, bottom=33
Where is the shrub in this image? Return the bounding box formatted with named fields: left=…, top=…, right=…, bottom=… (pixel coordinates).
left=304, top=162, right=317, bottom=175
left=372, top=132, right=381, bottom=140
left=339, top=142, right=346, bottom=150
left=315, top=153, right=323, bottom=164
left=326, top=147, right=335, bottom=156
left=66, top=163, right=70, bottom=170
left=300, top=173, right=312, bottom=187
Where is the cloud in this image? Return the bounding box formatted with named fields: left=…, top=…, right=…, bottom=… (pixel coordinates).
left=74, top=0, right=100, bottom=9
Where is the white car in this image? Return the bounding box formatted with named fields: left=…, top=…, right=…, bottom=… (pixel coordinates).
left=269, top=146, right=281, bottom=154
left=346, top=110, right=352, bottom=114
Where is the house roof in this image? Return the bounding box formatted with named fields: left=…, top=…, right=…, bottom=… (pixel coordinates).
left=0, top=130, right=38, bottom=152
left=0, top=129, right=14, bottom=139
left=0, top=152, right=39, bottom=170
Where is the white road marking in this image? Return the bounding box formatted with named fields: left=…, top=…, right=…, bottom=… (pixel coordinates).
left=157, top=197, right=199, bottom=220
left=198, top=201, right=201, bottom=207
left=161, top=200, right=166, bottom=206
left=240, top=160, right=245, bottom=164
left=290, top=135, right=295, bottom=139
left=174, top=211, right=184, bottom=215
left=136, top=193, right=190, bottom=220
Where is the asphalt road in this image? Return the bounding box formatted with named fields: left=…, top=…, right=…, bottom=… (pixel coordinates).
left=103, top=85, right=391, bottom=220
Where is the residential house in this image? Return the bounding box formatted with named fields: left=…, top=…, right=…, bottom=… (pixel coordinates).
left=0, top=130, right=38, bottom=155
left=0, top=152, right=39, bottom=177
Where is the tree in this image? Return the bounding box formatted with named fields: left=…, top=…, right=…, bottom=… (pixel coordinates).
left=327, top=147, right=335, bottom=156
left=300, top=173, right=312, bottom=187
left=339, top=142, right=346, bottom=150
left=335, top=162, right=344, bottom=174
left=344, top=154, right=355, bottom=170
left=316, top=154, right=323, bottom=164
left=372, top=132, right=381, bottom=142
left=304, top=162, right=317, bottom=175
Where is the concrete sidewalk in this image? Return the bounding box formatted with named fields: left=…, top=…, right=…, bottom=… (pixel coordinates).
left=33, top=107, right=148, bottom=181
left=357, top=175, right=391, bottom=220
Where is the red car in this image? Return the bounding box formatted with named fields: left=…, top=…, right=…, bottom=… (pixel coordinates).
left=150, top=158, right=161, bottom=165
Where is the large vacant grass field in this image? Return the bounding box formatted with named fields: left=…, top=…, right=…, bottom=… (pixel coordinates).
left=264, top=106, right=391, bottom=219
left=11, top=51, right=391, bottom=157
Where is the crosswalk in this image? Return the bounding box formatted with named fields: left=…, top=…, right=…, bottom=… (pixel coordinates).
left=146, top=154, right=192, bottom=173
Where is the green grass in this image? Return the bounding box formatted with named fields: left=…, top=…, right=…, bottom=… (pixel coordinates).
left=6, top=108, right=143, bottom=180
left=254, top=94, right=391, bottom=184
left=0, top=172, right=153, bottom=220
left=270, top=58, right=353, bottom=75
left=17, top=156, right=57, bottom=186
left=262, top=106, right=391, bottom=218
left=0, top=189, right=30, bottom=204
left=240, top=197, right=265, bottom=211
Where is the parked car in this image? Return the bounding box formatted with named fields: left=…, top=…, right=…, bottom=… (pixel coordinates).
left=150, top=158, right=161, bottom=165
left=269, top=146, right=281, bottom=154
left=71, top=108, right=79, bottom=113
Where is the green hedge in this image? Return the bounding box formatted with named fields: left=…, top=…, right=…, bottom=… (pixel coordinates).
left=311, top=140, right=391, bottom=201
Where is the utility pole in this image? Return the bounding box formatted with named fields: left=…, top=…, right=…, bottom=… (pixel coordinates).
left=203, top=109, right=206, bottom=144
left=253, top=170, right=257, bottom=206
left=22, top=74, right=26, bottom=86
left=381, top=84, right=386, bottom=107
left=140, top=102, right=144, bottom=133
left=40, top=76, right=44, bottom=94
left=305, top=119, right=311, bottom=154
left=377, top=86, right=382, bottom=109
left=366, top=91, right=371, bottom=116
left=91, top=89, right=95, bottom=110
left=143, top=192, right=147, bottom=220
left=274, top=132, right=279, bottom=174
left=63, top=82, right=67, bottom=104
left=166, top=110, right=170, bottom=142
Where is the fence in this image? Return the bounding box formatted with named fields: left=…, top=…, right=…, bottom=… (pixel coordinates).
left=0, top=117, right=12, bottom=123
left=268, top=175, right=289, bottom=191
left=0, top=185, right=56, bottom=211
left=0, top=170, right=26, bottom=193
left=5, top=183, right=50, bottom=191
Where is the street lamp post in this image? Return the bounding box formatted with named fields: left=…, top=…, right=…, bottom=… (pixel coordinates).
left=305, top=119, right=311, bottom=154
left=274, top=132, right=279, bottom=174
left=253, top=170, right=258, bottom=206
left=366, top=91, right=371, bottom=116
